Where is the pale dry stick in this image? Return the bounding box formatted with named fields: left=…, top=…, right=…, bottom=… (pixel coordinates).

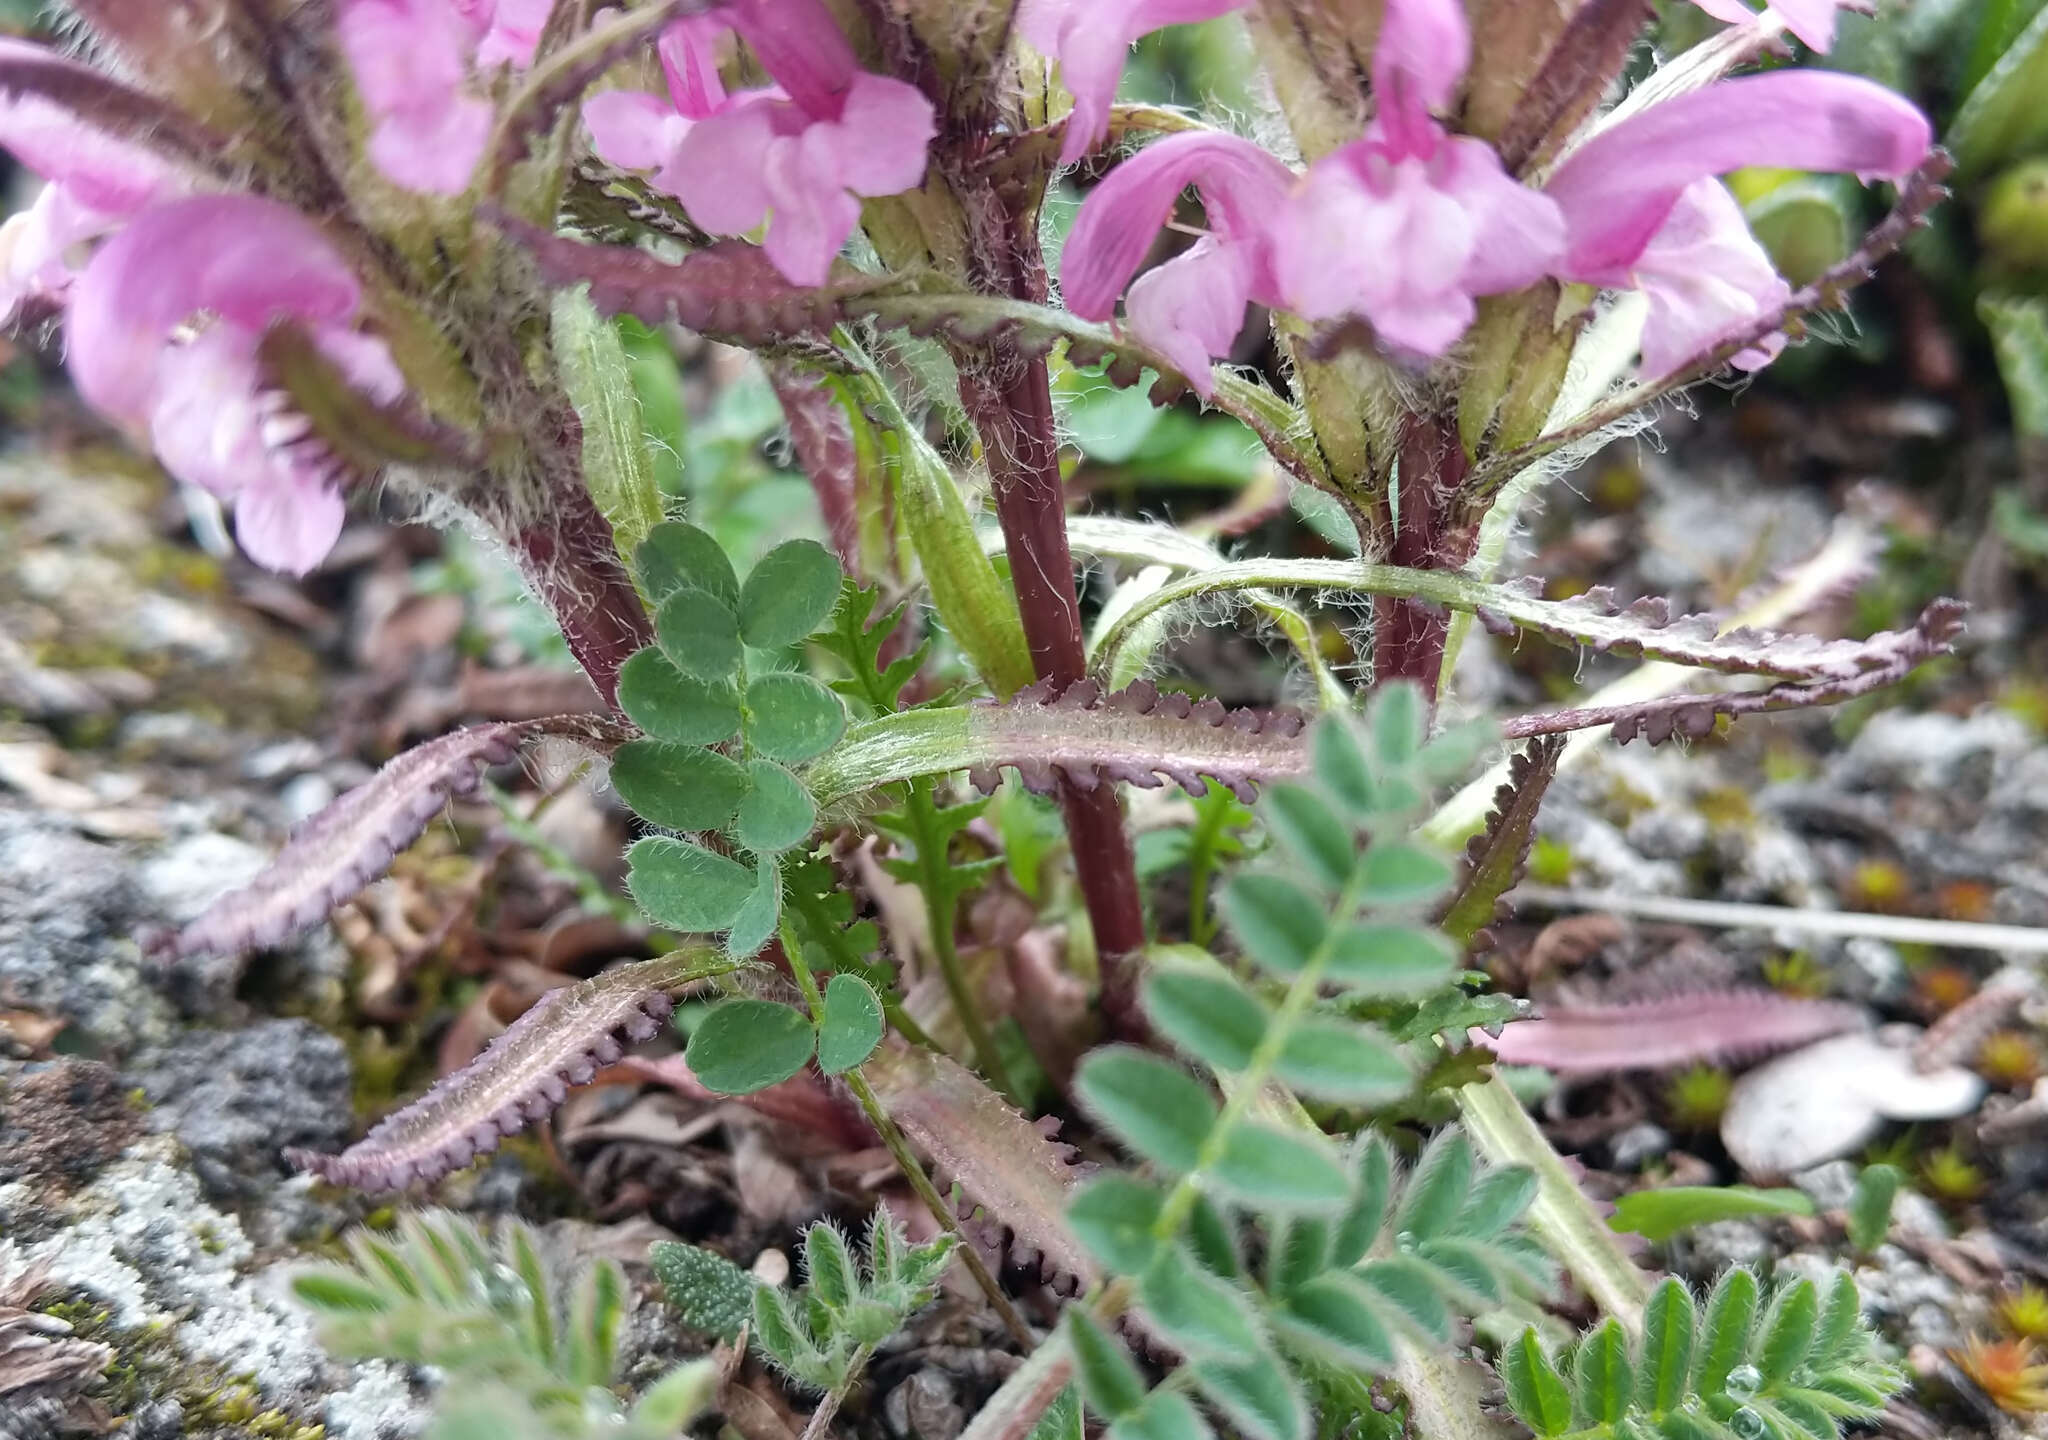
left=1510, top=886, right=2048, bottom=958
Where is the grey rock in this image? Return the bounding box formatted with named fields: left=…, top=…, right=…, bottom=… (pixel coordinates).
left=281, top=772, right=340, bottom=825
left=1829, top=709, right=2032, bottom=796
left=133, top=1019, right=352, bottom=1202
left=1791, top=1160, right=1859, bottom=1211
left=137, top=830, right=271, bottom=1013
left=1839, top=938, right=1907, bottom=1005
left=1608, top=1122, right=1672, bottom=1171
left=1682, top=1220, right=1773, bottom=1271
left=1853, top=1245, right=1965, bottom=1350
left=0, top=811, right=169, bottom=1057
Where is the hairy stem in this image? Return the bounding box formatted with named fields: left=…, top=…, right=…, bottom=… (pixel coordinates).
left=800, top=1347, right=875, bottom=1440
left=958, top=357, right=1147, bottom=1019
left=1373, top=414, right=1466, bottom=696
left=782, top=922, right=1035, bottom=1348
left=514, top=453, right=655, bottom=707
left=903, top=778, right=1018, bottom=1095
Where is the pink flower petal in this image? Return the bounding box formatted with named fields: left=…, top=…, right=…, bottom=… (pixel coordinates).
left=1124, top=236, right=1260, bottom=392
left=1440, top=137, right=1567, bottom=295
left=584, top=89, right=690, bottom=173
left=659, top=14, right=732, bottom=117
left=339, top=0, right=494, bottom=194
left=722, top=0, right=860, bottom=119
left=67, top=195, right=364, bottom=427
left=474, top=0, right=555, bottom=68
left=147, top=326, right=270, bottom=502
left=819, top=72, right=936, bottom=197
left=1059, top=131, right=1295, bottom=321
left=670, top=97, right=782, bottom=236
left=1372, top=0, right=1471, bottom=156
left=1633, top=178, right=1791, bottom=378
left=760, top=135, right=865, bottom=285
left=233, top=464, right=350, bottom=577
left=1019, top=0, right=1251, bottom=164
left=1547, top=71, right=1931, bottom=283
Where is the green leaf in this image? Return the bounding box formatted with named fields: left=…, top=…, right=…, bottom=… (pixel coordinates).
left=290, top=1270, right=388, bottom=1314
left=1138, top=1246, right=1262, bottom=1356
left=1193, top=1349, right=1307, bottom=1440
left=567, top=1258, right=626, bottom=1386
left=1274, top=1020, right=1411, bottom=1104
left=655, top=585, right=744, bottom=679
left=637, top=521, right=739, bottom=607
left=1322, top=923, right=1458, bottom=997
left=740, top=540, right=843, bottom=649
left=1694, top=1267, right=1759, bottom=1400
left=1635, top=1278, right=1697, bottom=1414
left=1608, top=1187, right=1814, bottom=1244
left=1269, top=1217, right=1330, bottom=1295
left=1950, top=2, right=2048, bottom=180
left=1277, top=1273, right=1397, bottom=1370
left=734, top=760, right=817, bottom=853
left=1755, top=1279, right=1818, bottom=1385
left=1069, top=1175, right=1167, bottom=1275
left=618, top=649, right=745, bottom=745
left=1142, top=965, right=1268, bottom=1073
left=1458, top=1164, right=1538, bottom=1239
left=1110, top=1389, right=1212, bottom=1440
left=751, top=1284, right=808, bottom=1370
left=627, top=837, right=756, bottom=931
left=611, top=741, right=750, bottom=832
left=651, top=1241, right=756, bottom=1342
left=1220, top=872, right=1327, bottom=975
left=1370, top=682, right=1427, bottom=770
left=624, top=1359, right=719, bottom=1438
left=1980, top=292, right=2048, bottom=441
left=1261, top=784, right=1355, bottom=890
left=1845, top=1164, right=1901, bottom=1255
left=1808, top=1271, right=1866, bottom=1372
left=685, top=998, right=815, bottom=1094
left=1329, top=1135, right=1395, bottom=1267
left=725, top=859, right=783, bottom=957
left=553, top=288, right=664, bottom=564
left=1575, top=1319, right=1634, bottom=1426
left=1394, top=1132, right=1473, bottom=1242
left=746, top=671, right=847, bottom=763
left=1311, top=718, right=1378, bottom=816
left=815, top=973, right=884, bottom=1074
left=1413, top=1237, right=1503, bottom=1304
left=803, top=1223, right=858, bottom=1309
left=1358, top=1257, right=1452, bottom=1342
left=1213, top=1124, right=1353, bottom=1213
left=1500, top=1328, right=1574, bottom=1437
left=1187, top=1194, right=1241, bottom=1281
left=1355, top=842, right=1454, bottom=908
left=1066, top=1310, right=1145, bottom=1420
left=1075, top=1047, right=1217, bottom=1173
left=819, top=584, right=928, bottom=714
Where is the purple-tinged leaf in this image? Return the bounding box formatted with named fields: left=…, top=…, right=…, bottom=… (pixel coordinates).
left=289, top=953, right=732, bottom=1191
left=768, top=365, right=865, bottom=574
left=1501, top=597, right=1964, bottom=745
left=0, top=37, right=232, bottom=176
left=259, top=322, right=486, bottom=474
left=1914, top=976, right=2031, bottom=1071
left=1484, top=989, right=1868, bottom=1075
left=1491, top=0, right=1654, bottom=172
left=151, top=715, right=630, bottom=961
left=1439, top=738, right=1564, bottom=952
left=865, top=1043, right=1099, bottom=1291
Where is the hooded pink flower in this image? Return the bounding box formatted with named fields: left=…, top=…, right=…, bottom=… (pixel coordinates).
left=1269, top=0, right=1562, bottom=354
left=1016, top=0, right=1251, bottom=165
left=1059, top=132, right=1296, bottom=390
left=339, top=0, right=555, bottom=195
left=65, top=195, right=405, bottom=574
left=1686, top=0, right=1851, bottom=52
left=0, top=40, right=184, bottom=317
left=581, top=0, right=934, bottom=286
left=1545, top=70, right=1931, bottom=375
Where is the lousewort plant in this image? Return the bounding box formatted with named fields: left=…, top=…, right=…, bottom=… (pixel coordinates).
left=4, top=0, right=1962, bottom=1435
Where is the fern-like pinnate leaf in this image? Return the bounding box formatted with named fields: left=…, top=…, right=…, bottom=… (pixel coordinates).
left=1439, top=737, right=1563, bottom=951
left=293, top=1210, right=716, bottom=1440
left=1499, top=1271, right=1902, bottom=1440
left=290, top=953, right=735, bottom=1190
left=154, top=715, right=628, bottom=960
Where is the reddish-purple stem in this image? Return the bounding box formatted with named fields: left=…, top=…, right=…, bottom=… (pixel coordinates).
left=513, top=461, right=654, bottom=709
left=1372, top=412, right=1467, bottom=693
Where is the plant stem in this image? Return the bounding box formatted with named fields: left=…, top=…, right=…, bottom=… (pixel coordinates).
left=902, top=778, right=1017, bottom=1095
left=780, top=921, right=1036, bottom=1349
left=799, top=1345, right=874, bottom=1440
left=1372, top=413, right=1465, bottom=695
left=514, top=458, right=654, bottom=708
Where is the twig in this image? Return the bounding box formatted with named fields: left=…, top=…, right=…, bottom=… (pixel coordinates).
left=799, top=1345, right=874, bottom=1440
left=1511, top=886, right=2048, bottom=957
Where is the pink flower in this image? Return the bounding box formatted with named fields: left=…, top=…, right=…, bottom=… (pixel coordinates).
left=1059, top=132, right=1296, bottom=390
left=1545, top=71, right=1931, bottom=284
left=1685, top=0, right=1851, bottom=52
left=0, top=40, right=184, bottom=316
left=1632, top=180, right=1792, bottom=377
left=1017, top=0, right=1251, bottom=165
left=1267, top=0, right=1563, bottom=354
left=65, top=196, right=405, bottom=574
left=581, top=0, right=934, bottom=286
left=1544, top=70, right=1930, bottom=374
left=338, top=0, right=554, bottom=194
